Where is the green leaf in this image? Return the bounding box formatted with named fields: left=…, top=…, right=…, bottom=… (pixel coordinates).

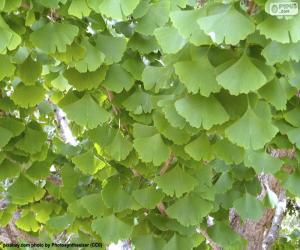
left=45, top=214, right=75, bottom=234
left=0, top=117, right=24, bottom=137
left=51, top=74, right=71, bottom=92
left=154, top=26, right=186, bottom=54
left=174, top=58, right=220, bottom=96
left=287, top=128, right=300, bottom=149
left=80, top=193, right=110, bottom=217
left=72, top=150, right=105, bottom=175
left=162, top=234, right=193, bottom=250
left=87, top=0, right=140, bottom=20
left=102, top=178, right=138, bottom=212
left=0, top=55, right=15, bottom=80
left=170, top=9, right=211, bottom=46
left=216, top=54, right=269, bottom=95
left=18, top=56, right=42, bottom=85
left=68, top=199, right=90, bottom=218
left=95, top=34, right=126, bottom=64
left=153, top=112, right=191, bottom=145
left=16, top=211, right=39, bottom=232
left=30, top=23, right=79, bottom=53
left=213, top=139, right=244, bottom=164
left=154, top=166, right=198, bottom=197
left=233, top=193, right=265, bottom=220
left=132, top=187, right=164, bottom=209
left=133, top=235, right=166, bottom=250
left=122, top=88, right=153, bottom=114
left=133, top=133, right=169, bottom=166
left=257, top=15, right=300, bottom=43
left=175, top=94, right=229, bottom=129
left=63, top=67, right=107, bottom=91
left=284, top=107, right=300, bottom=127
left=244, top=150, right=283, bottom=174
left=197, top=5, right=254, bottom=45
left=166, top=192, right=213, bottom=226
left=0, top=159, right=20, bottom=181
left=102, top=64, right=135, bottom=93
left=11, top=84, right=45, bottom=108
left=8, top=175, right=45, bottom=205
left=184, top=134, right=214, bottom=161
left=92, top=215, right=133, bottom=243
left=63, top=94, right=110, bottom=129
left=214, top=172, right=233, bottom=194
left=0, top=126, right=13, bottom=148
left=68, top=0, right=91, bottom=18
left=225, top=108, right=278, bottom=150
left=0, top=16, right=21, bottom=53
left=283, top=172, right=300, bottom=197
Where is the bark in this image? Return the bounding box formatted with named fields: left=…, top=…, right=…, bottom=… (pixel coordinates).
left=230, top=174, right=286, bottom=250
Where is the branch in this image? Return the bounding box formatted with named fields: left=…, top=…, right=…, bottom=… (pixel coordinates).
left=198, top=229, right=222, bottom=250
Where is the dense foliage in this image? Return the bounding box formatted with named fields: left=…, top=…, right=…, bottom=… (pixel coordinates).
left=0, top=0, right=300, bottom=249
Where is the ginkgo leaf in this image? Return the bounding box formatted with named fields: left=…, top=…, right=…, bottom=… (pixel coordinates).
left=87, top=0, right=140, bottom=20
left=166, top=192, right=213, bottom=226
left=95, top=34, right=127, bottom=64
left=0, top=159, right=20, bottom=181
left=45, top=214, right=75, bottom=234
left=11, top=84, right=45, bottom=108
left=170, top=9, right=211, bottom=46
left=133, top=133, right=169, bottom=166
left=128, top=33, right=159, bottom=54
left=16, top=211, right=39, bottom=232
left=63, top=94, right=110, bottom=129
left=68, top=199, right=90, bottom=218
left=102, top=64, right=135, bottom=93
left=162, top=234, right=193, bottom=250
left=0, top=55, right=15, bottom=80
left=153, top=112, right=190, bottom=145
left=225, top=107, right=278, bottom=150
left=18, top=56, right=42, bottom=85
left=51, top=74, right=71, bottom=92
left=72, top=150, right=105, bottom=175
left=233, top=193, right=265, bottom=221
left=284, top=107, right=300, bottom=127
left=142, top=66, right=173, bottom=92
left=154, top=166, right=198, bottom=197
left=214, top=172, right=233, bottom=194
left=262, top=41, right=300, bottom=64
left=216, top=54, right=269, bottom=95
left=133, top=235, right=166, bottom=250
left=122, top=88, right=153, bottom=114
left=132, top=187, right=164, bottom=209
left=0, top=126, right=13, bottom=148
left=102, top=178, right=138, bottom=212
left=63, top=67, right=107, bottom=91
left=287, top=128, right=300, bottom=149
left=92, top=215, right=133, bottom=244
left=174, top=58, right=220, bottom=96
left=159, top=101, right=186, bottom=129
left=213, top=139, right=244, bottom=164
left=30, top=23, right=79, bottom=53
left=80, top=193, right=110, bottom=217
left=0, top=16, right=21, bottom=53
left=257, top=15, right=300, bottom=43
left=283, top=172, right=300, bottom=197
left=244, top=150, right=283, bottom=174
left=197, top=5, right=255, bottom=45
left=154, top=26, right=186, bottom=54
left=184, top=134, right=214, bottom=161
left=175, top=94, right=229, bottom=129
left=8, top=175, right=45, bottom=205
left=68, top=0, right=91, bottom=18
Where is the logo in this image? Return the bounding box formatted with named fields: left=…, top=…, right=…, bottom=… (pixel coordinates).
left=270, top=2, right=298, bottom=16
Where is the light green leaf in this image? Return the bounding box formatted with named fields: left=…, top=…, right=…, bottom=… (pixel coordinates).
left=0, top=126, right=13, bottom=148
left=16, top=211, right=39, bottom=232
left=166, top=192, right=213, bottom=226
left=133, top=235, right=166, bottom=250
left=170, top=9, right=211, bottom=46
left=95, top=34, right=126, bottom=64
left=80, top=193, right=110, bottom=217
left=133, top=133, right=169, bottom=166
left=45, top=214, right=75, bottom=234
left=0, top=55, right=15, bottom=80
left=154, top=26, right=186, bottom=54
left=154, top=166, right=198, bottom=197
left=244, top=150, right=283, bottom=174
left=0, top=16, right=21, bottom=53
left=233, top=193, right=265, bottom=220
left=214, top=172, right=233, bottom=194
left=0, top=159, right=20, bottom=181
left=213, top=139, right=244, bottom=164
left=92, top=215, right=133, bottom=243
left=68, top=0, right=91, bottom=18
left=30, top=23, right=79, bottom=53
left=63, top=67, right=107, bottom=91
left=18, top=56, right=42, bottom=85
left=257, top=15, right=300, bottom=43
left=175, top=94, right=229, bottom=129
left=184, top=134, right=214, bottom=161
left=51, top=74, right=71, bottom=92
left=72, top=150, right=105, bottom=175
left=283, top=172, right=300, bottom=197
left=63, top=94, right=110, bottom=129
left=197, top=5, right=254, bottom=45
left=225, top=108, right=278, bottom=150
left=8, top=175, right=45, bottom=205
left=162, top=234, right=193, bottom=250
left=132, top=187, right=164, bottom=209
left=102, top=64, right=135, bottom=93
left=11, top=84, right=45, bottom=108
left=174, top=58, right=220, bottom=96
left=287, top=127, right=300, bottom=149
left=122, top=88, right=153, bottom=114
left=216, top=54, right=269, bottom=95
